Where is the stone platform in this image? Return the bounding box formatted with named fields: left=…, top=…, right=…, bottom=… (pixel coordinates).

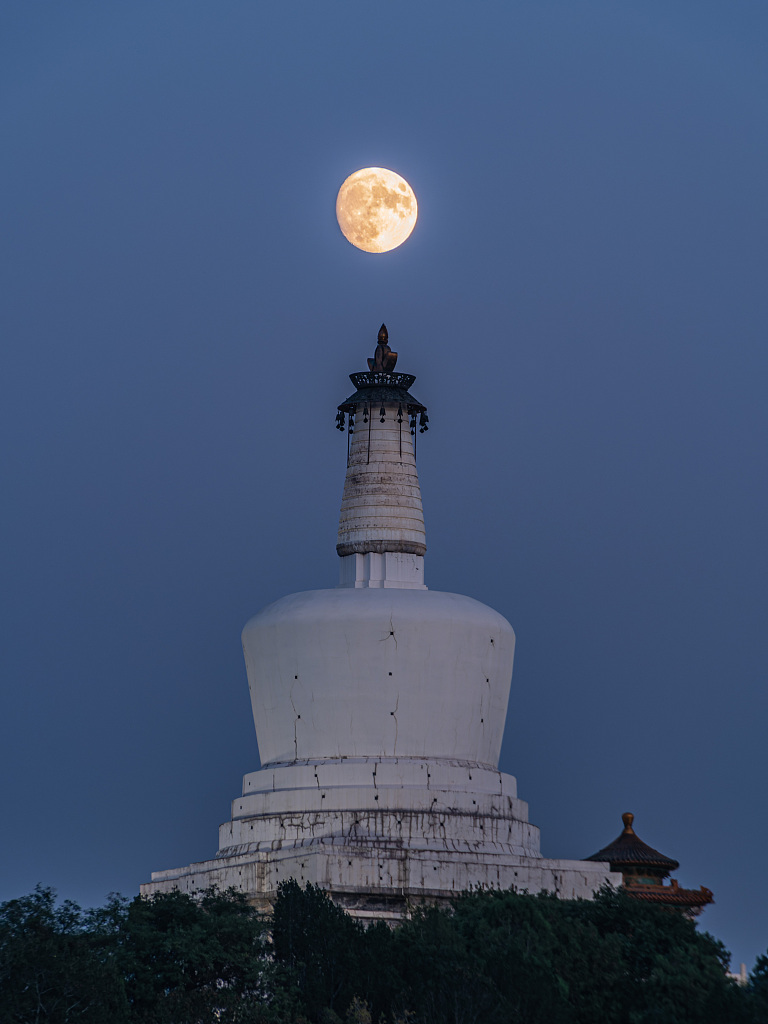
left=143, top=756, right=618, bottom=921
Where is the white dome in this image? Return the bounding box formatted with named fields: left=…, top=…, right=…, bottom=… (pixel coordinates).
left=242, top=586, right=515, bottom=766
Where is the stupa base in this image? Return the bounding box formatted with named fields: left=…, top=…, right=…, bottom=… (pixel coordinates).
left=142, top=841, right=617, bottom=922
left=141, top=758, right=619, bottom=920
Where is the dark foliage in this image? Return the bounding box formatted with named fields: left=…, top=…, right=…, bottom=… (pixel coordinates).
left=399, top=887, right=745, bottom=1024
left=0, top=885, right=128, bottom=1024
left=0, top=886, right=284, bottom=1024
left=0, top=881, right=760, bottom=1024
left=746, top=952, right=768, bottom=1023
left=270, top=884, right=751, bottom=1024
left=271, top=879, right=364, bottom=1020
left=117, top=887, right=275, bottom=1023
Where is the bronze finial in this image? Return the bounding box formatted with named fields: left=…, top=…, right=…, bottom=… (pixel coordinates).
left=622, top=812, right=635, bottom=834
left=368, top=323, right=398, bottom=372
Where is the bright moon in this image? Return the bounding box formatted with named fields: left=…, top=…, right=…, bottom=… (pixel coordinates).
left=336, top=167, right=418, bottom=253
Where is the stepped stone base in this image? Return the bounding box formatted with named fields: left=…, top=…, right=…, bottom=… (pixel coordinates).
left=142, top=758, right=619, bottom=921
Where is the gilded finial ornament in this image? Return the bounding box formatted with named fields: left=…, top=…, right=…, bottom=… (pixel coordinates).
left=367, top=323, right=398, bottom=373
left=622, top=812, right=635, bottom=834
left=336, top=324, right=428, bottom=439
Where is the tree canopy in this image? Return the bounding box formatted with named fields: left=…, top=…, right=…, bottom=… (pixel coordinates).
left=0, top=881, right=765, bottom=1024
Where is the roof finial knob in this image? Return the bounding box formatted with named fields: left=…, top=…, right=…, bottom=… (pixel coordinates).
left=368, top=323, right=398, bottom=372
left=622, top=812, right=635, bottom=834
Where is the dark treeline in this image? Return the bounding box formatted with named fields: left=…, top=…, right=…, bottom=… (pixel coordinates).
left=1, top=881, right=767, bottom=1024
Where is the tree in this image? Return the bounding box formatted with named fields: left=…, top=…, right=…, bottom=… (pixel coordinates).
left=119, top=886, right=275, bottom=1023
left=746, top=952, right=768, bottom=1023
left=388, top=886, right=748, bottom=1024
left=0, top=885, right=128, bottom=1024
left=0, top=882, right=755, bottom=1023
left=271, top=880, right=364, bottom=1022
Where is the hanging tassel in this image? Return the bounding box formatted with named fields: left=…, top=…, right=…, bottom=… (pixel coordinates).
left=379, top=405, right=386, bottom=423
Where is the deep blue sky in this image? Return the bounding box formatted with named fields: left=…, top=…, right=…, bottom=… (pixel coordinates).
left=1, top=0, right=766, bottom=970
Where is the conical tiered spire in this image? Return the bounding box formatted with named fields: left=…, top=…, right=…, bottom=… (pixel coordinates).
left=335, top=325, right=429, bottom=588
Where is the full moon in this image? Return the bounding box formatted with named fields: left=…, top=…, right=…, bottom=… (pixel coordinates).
left=336, top=167, right=418, bottom=253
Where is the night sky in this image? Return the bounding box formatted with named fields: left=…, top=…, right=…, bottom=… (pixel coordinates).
left=2, top=1, right=766, bottom=971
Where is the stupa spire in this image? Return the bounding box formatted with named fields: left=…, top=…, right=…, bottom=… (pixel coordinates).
left=335, top=325, right=429, bottom=589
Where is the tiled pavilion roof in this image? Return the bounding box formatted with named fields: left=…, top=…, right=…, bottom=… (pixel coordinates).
left=585, top=812, right=679, bottom=873
left=622, top=879, right=714, bottom=909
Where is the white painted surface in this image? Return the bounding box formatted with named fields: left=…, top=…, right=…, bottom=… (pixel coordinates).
left=144, top=845, right=619, bottom=920
left=241, top=588, right=515, bottom=767
left=337, top=401, right=426, bottom=556
left=143, top=749, right=621, bottom=916
left=219, top=758, right=536, bottom=858
left=338, top=551, right=426, bottom=589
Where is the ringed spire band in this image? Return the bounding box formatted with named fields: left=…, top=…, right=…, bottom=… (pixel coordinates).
left=336, top=325, right=429, bottom=563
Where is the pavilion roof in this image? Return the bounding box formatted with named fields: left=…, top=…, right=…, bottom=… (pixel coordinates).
left=585, top=813, right=679, bottom=872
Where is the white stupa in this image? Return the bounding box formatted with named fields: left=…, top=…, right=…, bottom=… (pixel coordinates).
left=142, top=325, right=618, bottom=919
